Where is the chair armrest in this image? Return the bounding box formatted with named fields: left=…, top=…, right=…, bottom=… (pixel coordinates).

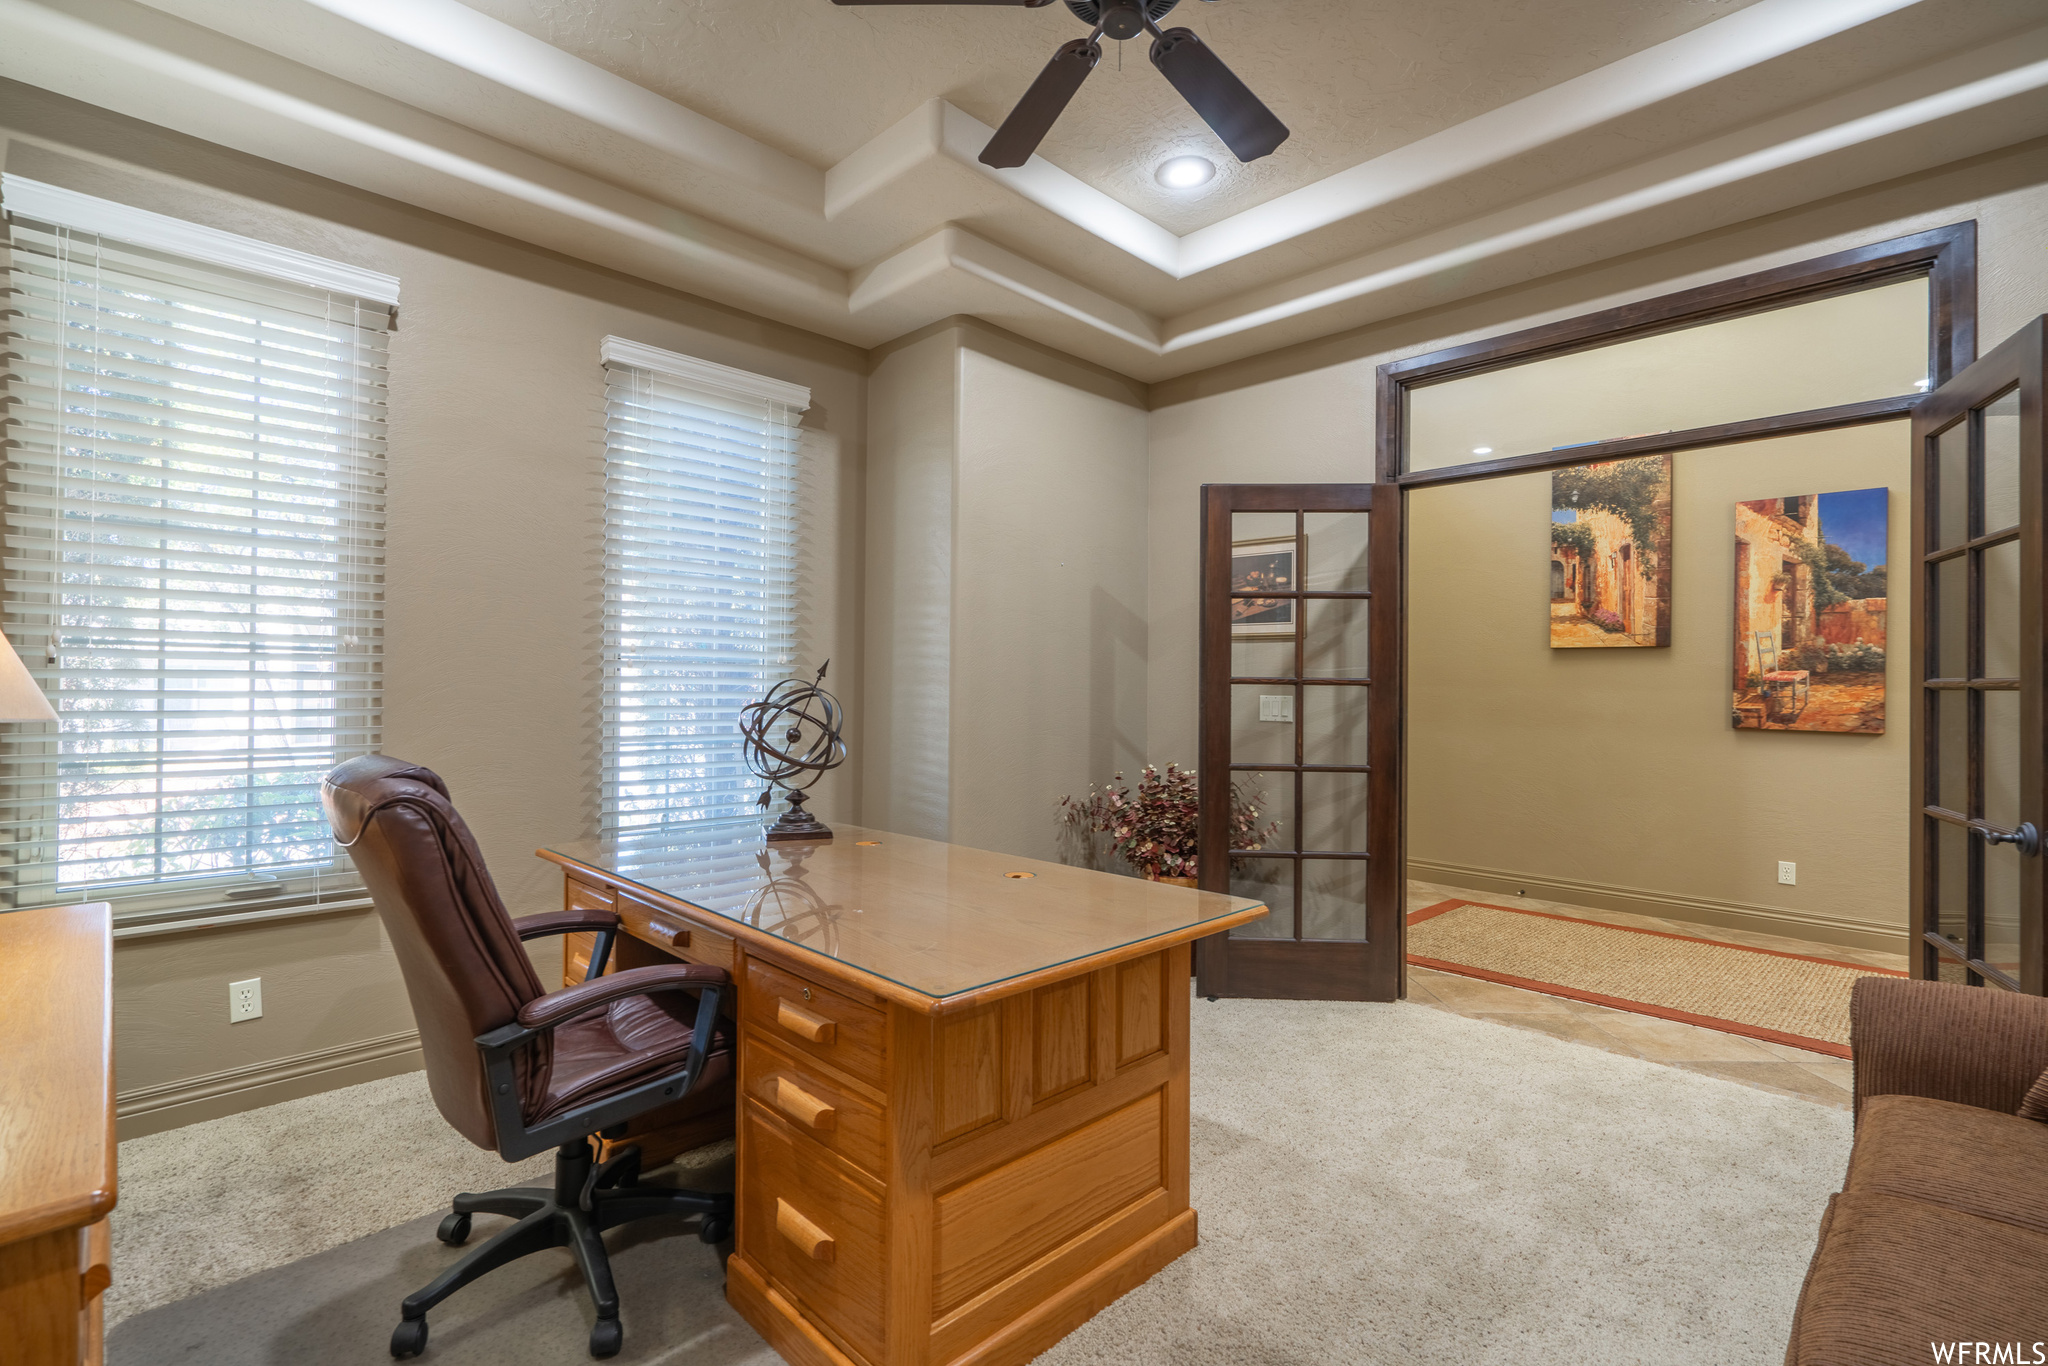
left=475, top=963, right=731, bottom=1162
left=1851, top=976, right=2048, bottom=1122
left=510, top=907, right=620, bottom=940
left=516, top=963, right=730, bottom=1031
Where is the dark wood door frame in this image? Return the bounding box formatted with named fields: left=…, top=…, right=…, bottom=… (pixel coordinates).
left=1376, top=222, right=1976, bottom=489
left=1195, top=484, right=1404, bottom=1001
left=1909, top=316, right=2047, bottom=994
left=1363, top=222, right=1984, bottom=995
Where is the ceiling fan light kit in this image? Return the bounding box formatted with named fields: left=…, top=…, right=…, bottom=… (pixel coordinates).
left=830, top=0, right=1289, bottom=171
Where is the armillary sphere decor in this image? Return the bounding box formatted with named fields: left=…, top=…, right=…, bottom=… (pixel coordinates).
left=740, top=660, right=847, bottom=842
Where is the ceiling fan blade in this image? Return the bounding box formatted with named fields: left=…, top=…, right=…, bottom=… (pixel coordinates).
left=978, top=38, right=1102, bottom=168
left=1148, top=27, right=1289, bottom=163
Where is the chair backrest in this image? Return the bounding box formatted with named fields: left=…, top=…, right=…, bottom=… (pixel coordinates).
left=1753, top=630, right=1777, bottom=673
left=321, top=754, right=549, bottom=1151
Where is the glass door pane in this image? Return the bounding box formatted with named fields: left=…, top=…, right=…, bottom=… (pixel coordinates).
left=1200, top=486, right=1400, bottom=1001
left=1914, top=344, right=2043, bottom=994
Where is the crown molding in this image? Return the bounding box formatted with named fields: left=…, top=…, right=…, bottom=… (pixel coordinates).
left=0, top=170, right=400, bottom=301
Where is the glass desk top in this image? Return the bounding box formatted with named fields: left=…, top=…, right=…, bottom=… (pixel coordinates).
left=539, top=822, right=1268, bottom=1005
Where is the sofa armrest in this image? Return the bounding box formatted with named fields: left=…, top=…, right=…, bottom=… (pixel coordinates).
left=1851, top=976, right=2048, bottom=1123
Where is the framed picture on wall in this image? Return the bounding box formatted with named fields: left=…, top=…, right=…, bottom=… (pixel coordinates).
left=1232, top=535, right=1295, bottom=639
left=1731, top=486, right=1888, bottom=733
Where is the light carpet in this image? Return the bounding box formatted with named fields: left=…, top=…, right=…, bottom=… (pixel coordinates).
left=108, top=998, right=1851, bottom=1365
left=1409, top=899, right=1903, bottom=1055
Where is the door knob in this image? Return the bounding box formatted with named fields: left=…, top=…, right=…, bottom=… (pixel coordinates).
left=1978, top=821, right=2041, bottom=856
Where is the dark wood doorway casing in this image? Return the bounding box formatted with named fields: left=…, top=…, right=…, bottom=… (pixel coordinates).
left=1195, top=484, right=1404, bottom=1002
left=1910, top=316, right=2047, bottom=994
left=1375, top=223, right=1976, bottom=489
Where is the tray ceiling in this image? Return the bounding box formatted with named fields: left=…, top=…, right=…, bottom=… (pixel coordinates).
left=2, top=0, right=2045, bottom=380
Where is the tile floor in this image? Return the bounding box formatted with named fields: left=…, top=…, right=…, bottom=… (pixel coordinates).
left=1404, top=881, right=1912, bottom=1111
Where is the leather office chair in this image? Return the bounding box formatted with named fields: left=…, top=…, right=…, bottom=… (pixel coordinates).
left=321, top=755, right=735, bottom=1360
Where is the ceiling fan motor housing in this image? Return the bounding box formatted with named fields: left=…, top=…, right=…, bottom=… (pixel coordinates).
left=1065, top=0, right=1179, bottom=41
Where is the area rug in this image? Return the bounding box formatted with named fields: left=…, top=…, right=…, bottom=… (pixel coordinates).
left=106, top=1003, right=1850, bottom=1366
left=1408, top=899, right=1905, bottom=1057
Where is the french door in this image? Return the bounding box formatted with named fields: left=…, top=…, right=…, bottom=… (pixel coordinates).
left=1194, top=484, right=1404, bottom=1001
left=1910, top=316, right=2046, bottom=994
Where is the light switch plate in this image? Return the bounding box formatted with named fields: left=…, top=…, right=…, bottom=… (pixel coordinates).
left=229, top=977, right=263, bottom=1023
left=1258, top=694, right=1293, bottom=723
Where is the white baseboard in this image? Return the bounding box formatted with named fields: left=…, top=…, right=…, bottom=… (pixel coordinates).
left=116, top=1030, right=422, bottom=1141
left=1407, top=859, right=1911, bottom=955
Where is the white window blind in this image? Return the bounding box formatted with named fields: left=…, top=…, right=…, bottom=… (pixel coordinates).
left=0, top=180, right=392, bottom=925
left=600, top=337, right=806, bottom=835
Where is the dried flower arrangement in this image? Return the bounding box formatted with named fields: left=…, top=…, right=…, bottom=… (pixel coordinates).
left=1058, top=762, right=1277, bottom=882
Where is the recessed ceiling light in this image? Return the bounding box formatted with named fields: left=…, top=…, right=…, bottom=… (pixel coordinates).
left=1472, top=446, right=1493, bottom=455
left=1156, top=155, right=1215, bottom=190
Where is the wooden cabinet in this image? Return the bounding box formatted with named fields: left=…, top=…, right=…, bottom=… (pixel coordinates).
left=0, top=903, right=115, bottom=1366
left=723, top=941, right=1195, bottom=1366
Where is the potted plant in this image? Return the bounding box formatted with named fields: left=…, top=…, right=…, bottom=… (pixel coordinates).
left=1058, top=763, right=1276, bottom=887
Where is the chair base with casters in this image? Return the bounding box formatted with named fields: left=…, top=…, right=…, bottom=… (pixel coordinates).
left=319, top=755, right=739, bottom=1363
left=386, top=942, right=734, bottom=1361
left=390, top=1137, right=733, bottom=1360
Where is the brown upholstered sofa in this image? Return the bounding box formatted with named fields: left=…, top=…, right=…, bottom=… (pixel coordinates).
left=1784, top=977, right=2048, bottom=1365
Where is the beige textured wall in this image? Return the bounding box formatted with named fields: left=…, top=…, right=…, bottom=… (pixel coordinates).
left=1146, top=139, right=2048, bottom=948
left=1409, top=425, right=1910, bottom=941
left=862, top=323, right=1149, bottom=861
left=861, top=330, right=958, bottom=840
left=0, top=82, right=867, bottom=1133
left=951, top=344, right=1148, bottom=861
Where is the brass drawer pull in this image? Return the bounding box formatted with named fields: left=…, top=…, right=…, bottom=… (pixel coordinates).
left=776, top=1198, right=835, bottom=1262
left=769, top=1076, right=837, bottom=1132
left=777, top=999, right=836, bottom=1044
left=647, top=919, right=691, bottom=948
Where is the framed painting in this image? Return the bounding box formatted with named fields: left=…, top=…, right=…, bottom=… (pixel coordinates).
left=1549, top=453, right=1673, bottom=648
left=1232, top=535, right=1295, bottom=639
left=1732, top=487, right=1888, bottom=733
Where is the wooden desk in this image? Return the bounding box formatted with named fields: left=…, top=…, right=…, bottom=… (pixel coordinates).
left=0, top=903, right=115, bottom=1366
left=539, top=825, right=1266, bottom=1366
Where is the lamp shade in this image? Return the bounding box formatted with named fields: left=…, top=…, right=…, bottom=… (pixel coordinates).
left=0, top=631, right=57, bottom=722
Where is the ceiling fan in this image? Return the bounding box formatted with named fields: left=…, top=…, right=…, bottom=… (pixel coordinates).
left=828, top=0, right=1289, bottom=169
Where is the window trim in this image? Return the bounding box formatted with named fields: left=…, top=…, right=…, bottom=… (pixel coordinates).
left=1, top=174, right=400, bottom=304
left=0, top=180, right=392, bottom=927
left=1377, top=222, right=1977, bottom=487
left=597, top=337, right=809, bottom=838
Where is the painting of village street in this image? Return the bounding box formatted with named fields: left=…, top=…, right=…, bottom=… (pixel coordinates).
left=1732, top=487, right=1888, bottom=733
left=1550, top=454, right=1673, bottom=648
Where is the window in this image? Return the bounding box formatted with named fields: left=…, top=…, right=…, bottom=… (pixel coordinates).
left=0, top=177, right=393, bottom=927
left=599, top=337, right=806, bottom=835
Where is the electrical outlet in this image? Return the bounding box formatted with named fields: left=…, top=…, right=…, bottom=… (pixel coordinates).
left=229, top=977, right=263, bottom=1023
left=1777, top=861, right=1797, bottom=886
left=1258, top=694, right=1294, bottom=723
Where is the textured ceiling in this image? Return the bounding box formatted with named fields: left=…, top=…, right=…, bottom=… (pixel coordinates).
left=6, top=0, right=2047, bottom=379
left=460, top=0, right=1759, bottom=232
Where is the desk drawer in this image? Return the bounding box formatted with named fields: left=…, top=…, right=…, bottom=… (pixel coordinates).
left=613, top=891, right=738, bottom=974
left=743, top=1036, right=885, bottom=1179
left=744, top=958, right=885, bottom=1088
left=742, top=1100, right=885, bottom=1363
left=564, top=876, right=614, bottom=913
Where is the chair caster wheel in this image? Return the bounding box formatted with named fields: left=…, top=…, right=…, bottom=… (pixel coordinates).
left=435, top=1213, right=471, bottom=1246
left=1206, top=995, right=1218, bottom=1002
left=589, top=1317, right=623, bottom=1358
left=390, top=1316, right=428, bottom=1358
left=698, top=1216, right=731, bottom=1245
